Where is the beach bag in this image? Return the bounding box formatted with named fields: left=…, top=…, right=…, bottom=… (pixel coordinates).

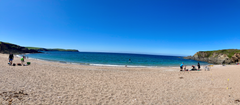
left=17, top=63, right=22, bottom=66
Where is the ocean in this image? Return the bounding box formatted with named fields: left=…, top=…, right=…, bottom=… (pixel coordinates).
left=24, top=51, right=209, bottom=67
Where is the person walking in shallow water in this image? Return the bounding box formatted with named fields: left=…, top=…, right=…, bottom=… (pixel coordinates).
left=126, top=59, right=132, bottom=67
left=9, top=52, right=14, bottom=65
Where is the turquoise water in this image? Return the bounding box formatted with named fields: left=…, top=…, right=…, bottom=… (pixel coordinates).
left=25, top=51, right=209, bottom=67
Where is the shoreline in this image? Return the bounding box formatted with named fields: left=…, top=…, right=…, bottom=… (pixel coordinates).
left=4, top=53, right=180, bottom=71
left=16, top=54, right=210, bottom=69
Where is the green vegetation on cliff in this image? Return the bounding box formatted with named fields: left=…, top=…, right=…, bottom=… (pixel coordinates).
left=1, top=41, right=22, bottom=49
left=199, top=49, right=240, bottom=58
left=0, top=41, right=39, bottom=54
left=26, top=47, right=43, bottom=50
left=0, top=41, right=79, bottom=53
left=185, top=49, right=240, bottom=64
left=47, top=48, right=79, bottom=52
left=26, top=47, right=79, bottom=52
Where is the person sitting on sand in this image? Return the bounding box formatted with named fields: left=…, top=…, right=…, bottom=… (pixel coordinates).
left=180, top=63, right=184, bottom=71
left=191, top=65, right=197, bottom=71
left=9, top=52, right=14, bottom=65
left=184, top=65, right=188, bottom=71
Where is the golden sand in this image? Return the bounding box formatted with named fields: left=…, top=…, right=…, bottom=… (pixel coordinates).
left=0, top=54, right=240, bottom=105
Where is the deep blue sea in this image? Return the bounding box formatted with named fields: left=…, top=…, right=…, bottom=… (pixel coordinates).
left=24, top=51, right=209, bottom=67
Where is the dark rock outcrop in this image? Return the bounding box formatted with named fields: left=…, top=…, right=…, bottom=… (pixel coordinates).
left=232, top=53, right=240, bottom=63
left=185, top=51, right=240, bottom=64
left=0, top=42, right=39, bottom=54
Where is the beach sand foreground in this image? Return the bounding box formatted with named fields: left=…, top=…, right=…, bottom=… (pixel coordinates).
left=0, top=53, right=240, bottom=105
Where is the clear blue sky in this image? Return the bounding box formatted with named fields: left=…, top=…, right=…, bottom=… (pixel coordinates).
left=0, top=0, right=239, bottom=56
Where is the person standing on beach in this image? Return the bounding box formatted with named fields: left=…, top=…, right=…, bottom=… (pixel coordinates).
left=21, top=55, right=26, bottom=65
left=9, top=52, right=14, bottom=65
left=198, top=62, right=200, bottom=70
left=180, top=63, right=184, bottom=71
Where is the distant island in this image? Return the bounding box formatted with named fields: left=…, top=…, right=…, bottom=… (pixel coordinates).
left=0, top=41, right=79, bottom=54
left=184, top=49, right=240, bottom=64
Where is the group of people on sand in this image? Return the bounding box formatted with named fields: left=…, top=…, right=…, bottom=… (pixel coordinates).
left=8, top=52, right=27, bottom=66
left=180, top=62, right=201, bottom=71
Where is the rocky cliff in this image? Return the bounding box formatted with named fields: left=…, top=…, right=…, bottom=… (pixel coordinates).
left=26, top=47, right=79, bottom=52
left=0, top=42, right=39, bottom=54
left=184, top=49, right=240, bottom=64
left=0, top=41, right=79, bottom=54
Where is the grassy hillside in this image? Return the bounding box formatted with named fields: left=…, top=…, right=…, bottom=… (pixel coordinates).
left=26, top=47, right=45, bottom=50
left=0, top=41, right=22, bottom=49
left=199, top=49, right=240, bottom=58
left=0, top=41, right=39, bottom=54
left=26, top=47, right=79, bottom=52
left=0, top=41, right=79, bottom=53
left=47, top=48, right=79, bottom=52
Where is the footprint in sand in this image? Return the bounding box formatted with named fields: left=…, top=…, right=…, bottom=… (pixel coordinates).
left=179, top=77, right=184, bottom=79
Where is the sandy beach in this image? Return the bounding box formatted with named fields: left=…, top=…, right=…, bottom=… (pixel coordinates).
left=0, top=54, right=240, bottom=105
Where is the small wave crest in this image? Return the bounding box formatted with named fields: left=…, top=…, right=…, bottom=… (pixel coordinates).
left=90, top=64, right=125, bottom=67
left=89, top=64, right=158, bottom=68
left=16, top=55, right=22, bottom=58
